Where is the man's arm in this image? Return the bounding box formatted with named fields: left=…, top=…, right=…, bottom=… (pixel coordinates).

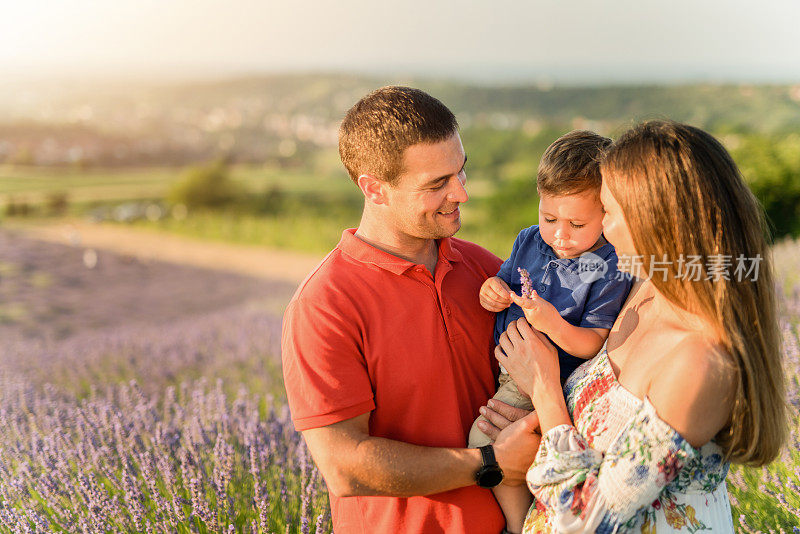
left=302, top=410, right=541, bottom=498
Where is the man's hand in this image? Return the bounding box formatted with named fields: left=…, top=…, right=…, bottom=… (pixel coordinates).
left=510, top=290, right=561, bottom=334
left=477, top=400, right=541, bottom=486
left=479, top=276, right=513, bottom=312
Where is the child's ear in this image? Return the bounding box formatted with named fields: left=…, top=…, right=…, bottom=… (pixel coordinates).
left=357, top=174, right=389, bottom=205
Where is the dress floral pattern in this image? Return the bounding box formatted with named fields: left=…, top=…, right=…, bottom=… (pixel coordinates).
left=522, top=350, right=734, bottom=533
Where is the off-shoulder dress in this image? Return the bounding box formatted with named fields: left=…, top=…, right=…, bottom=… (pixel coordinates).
left=522, top=350, right=734, bottom=533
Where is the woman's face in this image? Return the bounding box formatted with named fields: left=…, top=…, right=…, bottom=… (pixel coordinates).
left=599, top=176, right=637, bottom=264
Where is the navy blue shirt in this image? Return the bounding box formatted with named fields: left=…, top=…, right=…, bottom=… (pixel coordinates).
left=495, top=225, right=633, bottom=382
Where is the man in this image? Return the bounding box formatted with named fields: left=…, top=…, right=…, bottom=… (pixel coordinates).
left=281, top=86, right=540, bottom=534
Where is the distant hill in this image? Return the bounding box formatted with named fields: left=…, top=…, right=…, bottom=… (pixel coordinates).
left=4, top=73, right=800, bottom=130
left=2, top=73, right=799, bottom=167
left=153, top=74, right=800, bottom=134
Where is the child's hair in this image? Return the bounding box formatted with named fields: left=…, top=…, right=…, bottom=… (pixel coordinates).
left=537, top=130, right=612, bottom=196
left=601, top=120, right=786, bottom=466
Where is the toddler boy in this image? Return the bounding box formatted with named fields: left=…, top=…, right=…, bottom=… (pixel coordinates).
left=470, top=130, right=633, bottom=533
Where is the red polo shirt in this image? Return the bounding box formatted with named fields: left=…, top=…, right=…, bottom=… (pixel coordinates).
left=282, top=229, right=504, bottom=534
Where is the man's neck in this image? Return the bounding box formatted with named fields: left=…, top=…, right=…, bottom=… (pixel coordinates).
left=355, top=218, right=439, bottom=273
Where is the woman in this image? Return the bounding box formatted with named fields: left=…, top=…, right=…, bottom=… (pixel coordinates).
left=482, top=120, right=786, bottom=532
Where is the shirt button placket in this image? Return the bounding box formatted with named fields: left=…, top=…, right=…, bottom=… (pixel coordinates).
left=540, top=263, right=552, bottom=293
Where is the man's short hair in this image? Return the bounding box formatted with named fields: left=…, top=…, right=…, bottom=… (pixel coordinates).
left=537, top=130, right=612, bottom=196
left=338, top=86, right=459, bottom=185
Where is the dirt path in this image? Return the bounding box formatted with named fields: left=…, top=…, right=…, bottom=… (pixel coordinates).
left=12, top=220, right=324, bottom=285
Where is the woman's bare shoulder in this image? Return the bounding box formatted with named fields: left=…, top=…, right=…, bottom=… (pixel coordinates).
left=646, top=334, right=736, bottom=448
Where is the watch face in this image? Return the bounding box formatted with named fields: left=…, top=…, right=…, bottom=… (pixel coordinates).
left=477, top=466, right=504, bottom=488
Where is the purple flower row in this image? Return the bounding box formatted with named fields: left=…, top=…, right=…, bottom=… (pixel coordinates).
left=0, top=376, right=331, bottom=533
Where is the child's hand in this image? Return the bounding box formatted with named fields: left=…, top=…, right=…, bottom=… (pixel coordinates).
left=479, top=276, right=513, bottom=312
left=510, top=290, right=561, bottom=334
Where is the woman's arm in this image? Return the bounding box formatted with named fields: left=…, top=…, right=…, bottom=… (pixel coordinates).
left=526, top=401, right=701, bottom=532
left=495, top=318, right=572, bottom=433
left=646, top=334, right=736, bottom=446
left=480, top=399, right=704, bottom=532
left=485, top=319, right=736, bottom=532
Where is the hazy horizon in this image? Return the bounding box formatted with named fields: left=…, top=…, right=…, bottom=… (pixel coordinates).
left=3, top=0, right=799, bottom=86
left=2, top=65, right=799, bottom=90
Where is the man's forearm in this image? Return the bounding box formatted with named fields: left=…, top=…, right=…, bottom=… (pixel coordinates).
left=303, top=412, right=539, bottom=498
left=334, top=437, right=483, bottom=497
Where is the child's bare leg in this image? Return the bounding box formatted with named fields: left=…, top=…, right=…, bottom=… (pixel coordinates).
left=493, top=484, right=533, bottom=534
left=489, top=375, right=535, bottom=532
left=468, top=373, right=533, bottom=447
left=469, top=374, right=536, bottom=532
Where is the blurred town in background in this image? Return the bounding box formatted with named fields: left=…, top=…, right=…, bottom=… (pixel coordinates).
left=3, top=74, right=800, bottom=260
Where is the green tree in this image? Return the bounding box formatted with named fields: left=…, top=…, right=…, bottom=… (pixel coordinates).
left=733, top=134, right=800, bottom=239
left=168, top=160, right=241, bottom=209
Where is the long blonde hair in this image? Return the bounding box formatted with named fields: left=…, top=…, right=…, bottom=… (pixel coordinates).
left=601, top=120, right=786, bottom=466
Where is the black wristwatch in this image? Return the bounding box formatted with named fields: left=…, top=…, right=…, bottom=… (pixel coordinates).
left=475, top=444, right=504, bottom=488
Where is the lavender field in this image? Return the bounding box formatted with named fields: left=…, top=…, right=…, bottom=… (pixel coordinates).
left=0, top=230, right=330, bottom=533
left=1, top=228, right=799, bottom=532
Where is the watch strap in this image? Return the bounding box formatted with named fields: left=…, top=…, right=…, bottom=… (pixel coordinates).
left=479, top=444, right=497, bottom=467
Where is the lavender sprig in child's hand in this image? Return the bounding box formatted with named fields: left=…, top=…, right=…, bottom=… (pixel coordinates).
left=517, top=268, right=534, bottom=298
left=512, top=268, right=561, bottom=334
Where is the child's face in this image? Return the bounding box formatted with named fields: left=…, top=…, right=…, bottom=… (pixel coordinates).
left=538, top=190, right=605, bottom=259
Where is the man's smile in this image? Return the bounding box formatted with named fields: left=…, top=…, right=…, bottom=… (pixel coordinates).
left=437, top=206, right=460, bottom=218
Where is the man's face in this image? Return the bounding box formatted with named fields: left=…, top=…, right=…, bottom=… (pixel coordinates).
left=382, top=132, right=469, bottom=241
left=537, top=190, right=605, bottom=259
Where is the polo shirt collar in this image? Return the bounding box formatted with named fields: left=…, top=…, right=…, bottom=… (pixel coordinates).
left=339, top=228, right=462, bottom=275
left=438, top=234, right=463, bottom=263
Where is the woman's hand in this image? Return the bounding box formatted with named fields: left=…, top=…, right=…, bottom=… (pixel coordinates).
left=496, top=318, right=560, bottom=398
left=496, top=318, right=573, bottom=434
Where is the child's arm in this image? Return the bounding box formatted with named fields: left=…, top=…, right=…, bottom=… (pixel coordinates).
left=509, top=292, right=609, bottom=359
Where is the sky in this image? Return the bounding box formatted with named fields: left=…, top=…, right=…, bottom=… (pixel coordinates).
left=2, top=0, right=800, bottom=84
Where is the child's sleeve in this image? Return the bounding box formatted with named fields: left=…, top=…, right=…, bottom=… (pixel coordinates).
left=579, top=255, right=633, bottom=330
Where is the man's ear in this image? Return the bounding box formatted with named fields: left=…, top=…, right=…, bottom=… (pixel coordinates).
left=357, top=174, right=389, bottom=205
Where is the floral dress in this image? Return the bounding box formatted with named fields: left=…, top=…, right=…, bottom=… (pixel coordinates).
left=522, top=350, right=734, bottom=533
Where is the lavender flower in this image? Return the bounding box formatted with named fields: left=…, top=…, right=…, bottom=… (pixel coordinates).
left=9, top=229, right=800, bottom=533
left=517, top=267, right=534, bottom=298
